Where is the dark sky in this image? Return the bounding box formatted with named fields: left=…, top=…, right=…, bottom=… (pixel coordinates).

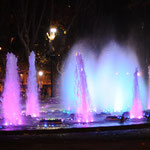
left=0, top=0, right=149, bottom=43
left=0, top=0, right=150, bottom=66
left=0, top=0, right=148, bottom=37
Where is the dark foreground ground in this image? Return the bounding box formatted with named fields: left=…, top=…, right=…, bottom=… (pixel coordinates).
left=1, top=124, right=150, bottom=150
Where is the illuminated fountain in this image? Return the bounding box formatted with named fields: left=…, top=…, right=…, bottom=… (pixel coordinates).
left=130, top=68, right=143, bottom=119
left=2, top=53, right=22, bottom=125
left=26, top=51, right=40, bottom=117
left=74, top=52, right=93, bottom=122
left=147, top=66, right=150, bottom=109
left=0, top=41, right=148, bottom=129
left=61, top=41, right=147, bottom=119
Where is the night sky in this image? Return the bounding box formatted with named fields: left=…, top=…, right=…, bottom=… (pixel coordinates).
left=0, top=0, right=150, bottom=69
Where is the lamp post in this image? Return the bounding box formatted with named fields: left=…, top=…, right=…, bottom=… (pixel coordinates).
left=38, top=71, right=43, bottom=93
left=46, top=26, right=57, bottom=97
left=38, top=71, right=44, bottom=77
left=46, top=27, right=57, bottom=42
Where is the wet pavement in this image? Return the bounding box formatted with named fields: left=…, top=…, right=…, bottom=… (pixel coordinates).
left=1, top=126, right=150, bottom=150
left=0, top=103, right=150, bottom=149
left=0, top=114, right=150, bottom=150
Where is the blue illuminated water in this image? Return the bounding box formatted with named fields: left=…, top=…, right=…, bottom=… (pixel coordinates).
left=26, top=51, right=40, bottom=117
left=61, top=41, right=147, bottom=114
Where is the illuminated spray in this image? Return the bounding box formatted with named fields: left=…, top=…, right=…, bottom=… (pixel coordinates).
left=61, top=41, right=147, bottom=117
left=74, top=52, right=93, bottom=122
left=130, top=68, right=143, bottom=119
left=26, top=51, right=40, bottom=117
left=3, top=53, right=22, bottom=125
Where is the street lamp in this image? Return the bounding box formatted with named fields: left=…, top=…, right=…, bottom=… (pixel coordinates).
left=137, top=72, right=141, bottom=77
left=46, top=27, right=57, bottom=41
left=50, top=28, right=57, bottom=33
left=38, top=71, right=44, bottom=93
left=38, top=71, right=43, bottom=76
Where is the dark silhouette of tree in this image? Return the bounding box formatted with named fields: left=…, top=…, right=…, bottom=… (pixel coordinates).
left=13, top=0, right=47, bottom=60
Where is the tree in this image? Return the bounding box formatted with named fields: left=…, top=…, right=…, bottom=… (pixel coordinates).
left=13, top=0, right=47, bottom=60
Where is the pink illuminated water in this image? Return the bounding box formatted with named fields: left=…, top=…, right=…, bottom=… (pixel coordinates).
left=26, top=51, right=40, bottom=117
left=147, top=66, right=150, bottom=109
left=75, top=52, right=93, bottom=122
left=130, top=68, right=143, bottom=119
left=2, top=53, right=22, bottom=125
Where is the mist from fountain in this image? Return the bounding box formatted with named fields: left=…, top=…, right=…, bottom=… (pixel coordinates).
left=26, top=51, right=40, bottom=117
left=61, top=41, right=147, bottom=115
left=74, top=52, right=93, bottom=122
left=2, top=53, right=22, bottom=125
left=147, top=66, right=150, bottom=109
left=130, top=68, right=143, bottom=118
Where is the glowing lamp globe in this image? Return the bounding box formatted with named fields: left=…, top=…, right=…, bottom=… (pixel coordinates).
left=38, top=71, right=43, bottom=76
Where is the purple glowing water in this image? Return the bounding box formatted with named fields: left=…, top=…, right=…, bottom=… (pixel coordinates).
left=130, top=68, right=143, bottom=119
left=74, top=52, right=93, bottom=122
left=2, top=53, right=22, bottom=125
left=147, top=66, right=150, bottom=109
left=26, top=51, right=40, bottom=117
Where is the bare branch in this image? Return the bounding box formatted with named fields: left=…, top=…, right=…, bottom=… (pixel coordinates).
left=32, top=0, right=47, bottom=45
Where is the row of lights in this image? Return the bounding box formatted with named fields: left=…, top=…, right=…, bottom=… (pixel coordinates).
left=115, top=72, right=141, bottom=76
left=20, top=71, right=44, bottom=78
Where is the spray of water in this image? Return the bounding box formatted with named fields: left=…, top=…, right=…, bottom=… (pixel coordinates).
left=26, top=51, right=40, bottom=117
left=61, top=41, right=147, bottom=115
left=74, top=52, right=93, bottom=122
left=130, top=68, right=143, bottom=119
left=3, top=53, right=22, bottom=125
left=147, top=66, right=150, bottom=109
